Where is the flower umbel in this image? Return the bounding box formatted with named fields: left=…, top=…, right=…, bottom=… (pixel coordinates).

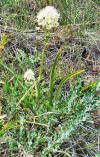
left=24, top=69, right=35, bottom=83
left=37, top=6, right=60, bottom=30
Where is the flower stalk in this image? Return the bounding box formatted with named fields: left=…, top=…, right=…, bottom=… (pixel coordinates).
left=37, top=32, right=49, bottom=102
left=36, top=6, right=60, bottom=104
left=39, top=32, right=49, bottom=83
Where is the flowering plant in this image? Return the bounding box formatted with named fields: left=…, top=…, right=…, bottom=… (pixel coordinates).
left=37, top=6, right=60, bottom=30
left=35, top=6, right=84, bottom=106
left=24, top=69, right=35, bottom=83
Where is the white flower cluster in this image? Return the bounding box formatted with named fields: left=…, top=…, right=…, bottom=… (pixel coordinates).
left=37, top=6, right=60, bottom=30
left=24, top=69, right=35, bottom=83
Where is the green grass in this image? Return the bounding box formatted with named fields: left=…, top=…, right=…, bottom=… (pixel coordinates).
left=0, top=0, right=99, bottom=29
left=0, top=0, right=100, bottom=156
left=0, top=74, right=99, bottom=156
left=0, top=47, right=100, bottom=155
left=57, top=0, right=98, bottom=26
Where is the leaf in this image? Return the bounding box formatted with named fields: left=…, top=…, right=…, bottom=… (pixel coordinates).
left=0, top=61, right=25, bottom=89
left=0, top=61, right=15, bottom=75
left=55, top=70, right=84, bottom=100
left=49, top=48, right=63, bottom=105
left=81, top=80, right=98, bottom=93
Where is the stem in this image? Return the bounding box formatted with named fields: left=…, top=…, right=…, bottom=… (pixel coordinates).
left=34, top=77, right=38, bottom=98
left=37, top=32, right=49, bottom=102
left=39, top=36, right=49, bottom=82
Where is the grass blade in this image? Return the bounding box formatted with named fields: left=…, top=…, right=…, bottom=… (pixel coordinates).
left=55, top=70, right=84, bottom=100
left=0, top=61, right=25, bottom=89
left=49, top=48, right=63, bottom=105
left=81, top=80, right=98, bottom=92
left=0, top=61, right=15, bottom=75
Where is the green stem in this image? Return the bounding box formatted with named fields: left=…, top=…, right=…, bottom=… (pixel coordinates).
left=37, top=32, right=49, bottom=102
left=33, top=77, right=38, bottom=98
left=39, top=36, right=49, bottom=82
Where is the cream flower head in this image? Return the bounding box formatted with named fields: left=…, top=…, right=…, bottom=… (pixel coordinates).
left=37, top=6, right=60, bottom=30
left=24, top=69, right=35, bottom=83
